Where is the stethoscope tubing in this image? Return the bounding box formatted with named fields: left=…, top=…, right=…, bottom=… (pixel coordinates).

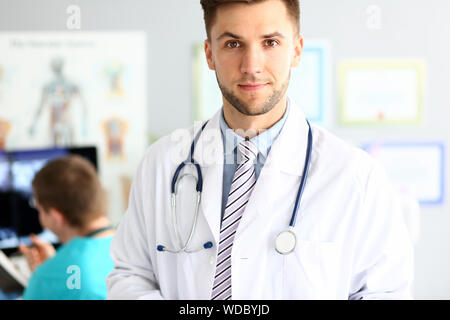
left=160, top=121, right=210, bottom=253
left=160, top=118, right=313, bottom=254
left=171, top=121, right=208, bottom=194
left=289, top=120, right=312, bottom=228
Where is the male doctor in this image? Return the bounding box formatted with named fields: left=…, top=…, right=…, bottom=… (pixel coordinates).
left=107, top=0, right=413, bottom=300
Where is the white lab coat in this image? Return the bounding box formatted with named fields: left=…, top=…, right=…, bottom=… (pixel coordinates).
left=106, top=100, right=414, bottom=300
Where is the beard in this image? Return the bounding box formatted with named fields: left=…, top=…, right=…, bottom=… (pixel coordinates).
left=216, top=72, right=290, bottom=116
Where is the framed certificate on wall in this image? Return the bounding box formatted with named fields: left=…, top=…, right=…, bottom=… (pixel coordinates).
left=192, top=43, right=222, bottom=122
left=288, top=40, right=330, bottom=124
left=338, top=60, right=425, bottom=125
left=363, top=142, right=445, bottom=206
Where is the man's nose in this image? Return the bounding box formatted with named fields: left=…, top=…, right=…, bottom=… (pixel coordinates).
left=240, top=44, right=264, bottom=75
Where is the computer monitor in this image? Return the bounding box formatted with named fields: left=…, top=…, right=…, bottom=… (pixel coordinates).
left=0, top=146, right=98, bottom=254
left=0, top=152, right=8, bottom=191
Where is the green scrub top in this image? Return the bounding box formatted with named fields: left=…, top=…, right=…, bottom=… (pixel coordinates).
left=23, top=236, right=114, bottom=300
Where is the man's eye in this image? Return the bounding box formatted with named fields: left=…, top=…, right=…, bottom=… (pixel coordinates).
left=226, top=41, right=241, bottom=49
left=265, top=40, right=279, bottom=47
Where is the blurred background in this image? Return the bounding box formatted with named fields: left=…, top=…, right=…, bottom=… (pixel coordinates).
left=0, top=0, right=449, bottom=299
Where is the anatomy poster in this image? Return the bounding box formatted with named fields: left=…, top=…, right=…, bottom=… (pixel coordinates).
left=0, top=32, right=147, bottom=224
left=102, top=116, right=129, bottom=160
left=0, top=118, right=11, bottom=149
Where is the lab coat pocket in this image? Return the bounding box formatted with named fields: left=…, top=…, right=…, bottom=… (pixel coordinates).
left=283, top=240, right=341, bottom=299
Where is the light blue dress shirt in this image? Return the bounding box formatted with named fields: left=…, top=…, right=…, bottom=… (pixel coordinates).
left=219, top=101, right=290, bottom=219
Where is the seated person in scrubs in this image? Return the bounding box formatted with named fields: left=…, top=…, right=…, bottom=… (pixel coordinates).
left=19, top=155, right=115, bottom=300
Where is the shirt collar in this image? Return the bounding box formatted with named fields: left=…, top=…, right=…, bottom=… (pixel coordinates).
left=219, top=98, right=291, bottom=160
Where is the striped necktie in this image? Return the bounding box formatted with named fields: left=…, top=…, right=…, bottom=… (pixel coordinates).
left=211, top=139, right=258, bottom=300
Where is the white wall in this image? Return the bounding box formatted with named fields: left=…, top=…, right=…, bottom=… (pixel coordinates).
left=1, top=0, right=449, bottom=299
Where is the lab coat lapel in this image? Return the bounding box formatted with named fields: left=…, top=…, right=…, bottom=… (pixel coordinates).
left=236, top=102, right=310, bottom=239
left=193, top=110, right=224, bottom=247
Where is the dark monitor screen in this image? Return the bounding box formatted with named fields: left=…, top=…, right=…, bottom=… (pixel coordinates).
left=0, top=152, right=8, bottom=191
left=0, top=146, right=97, bottom=252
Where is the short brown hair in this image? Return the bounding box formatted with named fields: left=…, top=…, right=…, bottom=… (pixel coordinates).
left=32, top=155, right=105, bottom=228
left=200, top=0, right=300, bottom=39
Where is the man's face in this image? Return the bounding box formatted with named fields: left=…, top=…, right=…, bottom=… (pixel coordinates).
left=205, top=0, right=303, bottom=116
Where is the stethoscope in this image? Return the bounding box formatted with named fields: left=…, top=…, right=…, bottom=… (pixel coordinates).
left=157, top=119, right=313, bottom=255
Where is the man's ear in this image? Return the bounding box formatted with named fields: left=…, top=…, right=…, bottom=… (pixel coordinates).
left=291, top=34, right=304, bottom=68
left=48, top=208, right=67, bottom=229
left=204, top=39, right=215, bottom=71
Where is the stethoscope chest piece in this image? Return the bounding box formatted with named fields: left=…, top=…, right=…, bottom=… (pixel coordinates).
left=275, top=228, right=297, bottom=255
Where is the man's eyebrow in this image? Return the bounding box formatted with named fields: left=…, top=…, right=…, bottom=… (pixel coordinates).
left=261, top=31, right=285, bottom=39
left=216, top=31, right=241, bottom=41
left=216, top=31, right=286, bottom=41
